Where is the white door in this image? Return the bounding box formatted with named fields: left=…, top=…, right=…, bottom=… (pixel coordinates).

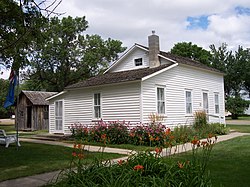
left=55, top=101, right=63, bottom=133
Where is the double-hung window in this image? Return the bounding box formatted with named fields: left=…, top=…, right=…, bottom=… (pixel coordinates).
left=157, top=87, right=165, bottom=114
left=185, top=90, right=192, bottom=114
left=214, top=93, right=219, bottom=114
left=203, top=92, right=209, bottom=113
left=94, top=93, right=101, bottom=119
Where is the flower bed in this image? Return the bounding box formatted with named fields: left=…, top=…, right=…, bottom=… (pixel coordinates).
left=48, top=135, right=217, bottom=187
left=69, top=120, right=228, bottom=147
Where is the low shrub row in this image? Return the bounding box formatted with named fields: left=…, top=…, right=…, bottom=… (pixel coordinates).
left=69, top=120, right=229, bottom=147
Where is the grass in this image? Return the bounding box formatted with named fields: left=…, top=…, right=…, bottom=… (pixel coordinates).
left=66, top=140, right=155, bottom=152
left=0, top=124, right=49, bottom=137
left=0, top=142, right=125, bottom=181
left=209, top=135, right=250, bottom=187
left=227, top=124, right=250, bottom=133
left=0, top=119, right=15, bottom=125
left=164, top=135, right=250, bottom=187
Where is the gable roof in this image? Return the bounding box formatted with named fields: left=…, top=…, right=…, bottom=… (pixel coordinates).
left=66, top=63, right=174, bottom=89
left=66, top=43, right=222, bottom=90
left=135, top=44, right=222, bottom=74
left=21, top=91, right=58, bottom=105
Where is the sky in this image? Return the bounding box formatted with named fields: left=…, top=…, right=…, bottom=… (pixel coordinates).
left=1, top=0, right=250, bottom=79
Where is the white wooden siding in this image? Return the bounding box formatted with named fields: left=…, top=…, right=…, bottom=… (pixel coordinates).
left=49, top=103, right=55, bottom=134
left=49, top=82, right=141, bottom=134
left=110, top=48, right=149, bottom=72
left=102, top=83, right=141, bottom=122
left=142, top=64, right=225, bottom=127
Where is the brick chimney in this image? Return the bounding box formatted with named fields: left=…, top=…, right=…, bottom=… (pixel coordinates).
left=148, top=31, right=160, bottom=68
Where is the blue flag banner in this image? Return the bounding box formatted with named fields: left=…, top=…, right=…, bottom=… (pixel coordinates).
left=4, top=70, right=17, bottom=108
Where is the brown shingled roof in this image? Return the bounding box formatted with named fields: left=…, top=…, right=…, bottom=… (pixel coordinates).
left=136, top=44, right=222, bottom=74
left=66, top=63, right=173, bottom=89
left=22, top=91, right=58, bottom=105
left=66, top=44, right=222, bottom=90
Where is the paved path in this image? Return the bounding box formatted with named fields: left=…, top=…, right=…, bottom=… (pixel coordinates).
left=226, top=119, right=250, bottom=125
left=0, top=132, right=250, bottom=187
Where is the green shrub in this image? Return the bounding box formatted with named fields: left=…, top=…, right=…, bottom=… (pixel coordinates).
left=193, top=110, right=208, bottom=129
left=172, top=125, right=194, bottom=144
left=129, top=123, right=166, bottom=146
left=207, top=123, right=230, bottom=135
left=48, top=137, right=215, bottom=187
left=106, top=121, right=129, bottom=144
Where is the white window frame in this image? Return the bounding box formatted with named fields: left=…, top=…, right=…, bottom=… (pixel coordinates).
left=93, top=93, right=101, bottom=119
left=202, top=91, right=209, bottom=113
left=156, top=86, right=166, bottom=114
left=55, top=100, right=63, bottom=132
left=134, top=57, right=143, bottom=66
left=214, top=93, right=219, bottom=114
left=185, top=90, right=193, bottom=115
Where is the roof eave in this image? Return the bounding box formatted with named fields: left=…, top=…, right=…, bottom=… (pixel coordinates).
left=142, top=63, right=178, bottom=81
left=46, top=91, right=67, bottom=101
left=104, top=44, right=148, bottom=74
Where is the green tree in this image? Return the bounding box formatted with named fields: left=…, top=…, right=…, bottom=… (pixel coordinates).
left=0, top=79, right=13, bottom=118
left=23, top=16, right=126, bottom=92
left=170, top=42, right=212, bottom=66
left=210, top=44, right=249, bottom=98
left=0, top=0, right=61, bottom=71
left=0, top=0, right=45, bottom=71
left=225, top=96, right=250, bottom=119
left=210, top=44, right=250, bottom=119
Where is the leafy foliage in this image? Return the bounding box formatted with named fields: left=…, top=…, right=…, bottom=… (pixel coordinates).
left=22, top=16, right=126, bottom=92
left=225, top=96, right=250, bottom=119
left=69, top=120, right=229, bottom=147
left=193, top=110, right=208, bottom=130
left=48, top=138, right=216, bottom=187
left=170, top=42, right=212, bottom=66
left=0, top=79, right=14, bottom=118
left=0, top=0, right=46, bottom=70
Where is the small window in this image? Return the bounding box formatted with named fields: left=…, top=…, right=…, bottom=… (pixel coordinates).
left=94, top=93, right=101, bottom=118
left=214, top=93, right=219, bottom=114
left=157, top=87, right=165, bottom=114
left=186, top=91, right=192, bottom=114
left=134, top=58, right=143, bottom=66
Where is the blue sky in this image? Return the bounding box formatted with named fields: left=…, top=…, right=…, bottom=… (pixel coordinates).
left=187, top=15, right=210, bottom=30
left=1, top=0, right=250, bottom=79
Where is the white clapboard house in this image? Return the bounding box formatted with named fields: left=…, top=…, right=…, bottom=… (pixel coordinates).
left=47, top=32, right=225, bottom=134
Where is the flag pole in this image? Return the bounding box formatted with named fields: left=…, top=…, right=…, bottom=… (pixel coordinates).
left=16, top=69, right=20, bottom=150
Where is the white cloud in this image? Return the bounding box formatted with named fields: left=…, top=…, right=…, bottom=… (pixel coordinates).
left=54, top=0, right=250, bottom=52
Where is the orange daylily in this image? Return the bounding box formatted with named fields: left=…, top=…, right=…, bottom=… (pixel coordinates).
left=133, top=164, right=144, bottom=171
left=155, top=147, right=162, bottom=154
left=177, top=161, right=184, bottom=169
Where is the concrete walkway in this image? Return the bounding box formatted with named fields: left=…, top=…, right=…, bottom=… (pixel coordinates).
left=0, top=132, right=249, bottom=187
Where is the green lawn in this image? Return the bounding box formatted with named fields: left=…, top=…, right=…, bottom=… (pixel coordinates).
left=209, top=135, right=250, bottom=187
left=67, top=140, right=155, bottom=152
left=0, top=142, right=124, bottom=181
left=227, top=124, right=250, bottom=133
left=165, top=135, right=250, bottom=187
